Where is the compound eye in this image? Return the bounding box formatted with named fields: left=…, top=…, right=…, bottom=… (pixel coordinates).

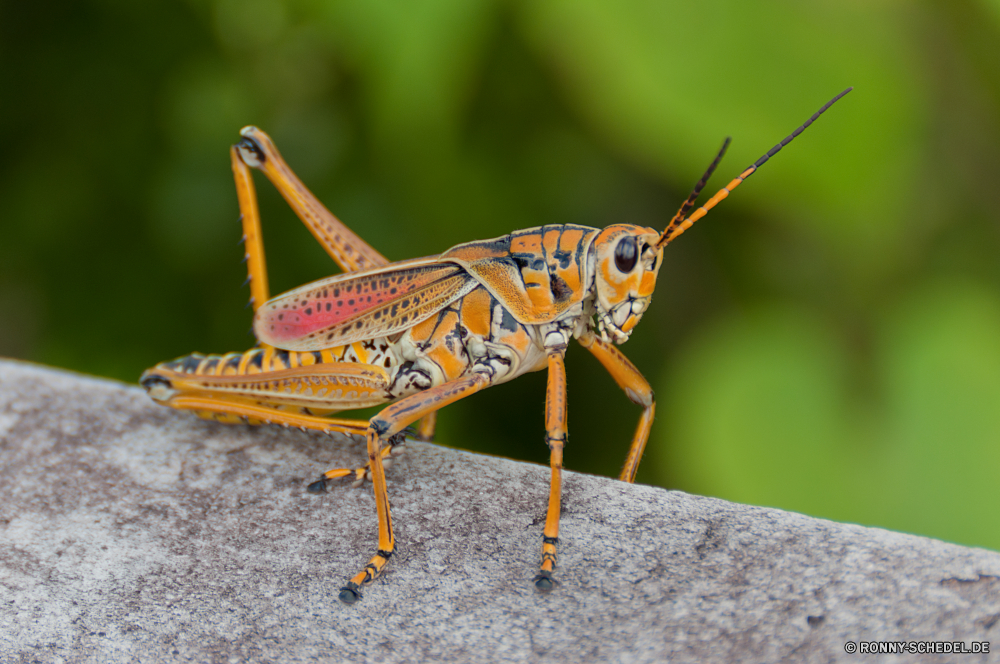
left=614, top=236, right=638, bottom=273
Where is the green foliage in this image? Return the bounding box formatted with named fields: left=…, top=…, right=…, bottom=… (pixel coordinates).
left=665, top=281, right=1000, bottom=550
left=1, top=0, right=998, bottom=550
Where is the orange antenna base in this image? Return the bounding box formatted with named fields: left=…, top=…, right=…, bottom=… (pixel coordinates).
left=657, top=86, right=853, bottom=249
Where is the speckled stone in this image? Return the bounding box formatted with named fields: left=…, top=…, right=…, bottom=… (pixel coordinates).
left=1, top=359, right=998, bottom=663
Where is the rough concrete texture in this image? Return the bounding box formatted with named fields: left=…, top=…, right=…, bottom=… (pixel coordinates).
left=1, top=359, right=998, bottom=663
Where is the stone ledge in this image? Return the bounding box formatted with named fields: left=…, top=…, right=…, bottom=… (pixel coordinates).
left=1, top=359, right=998, bottom=662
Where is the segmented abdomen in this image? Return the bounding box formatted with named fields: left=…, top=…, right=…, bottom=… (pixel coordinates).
left=155, top=338, right=399, bottom=380
left=158, top=347, right=319, bottom=378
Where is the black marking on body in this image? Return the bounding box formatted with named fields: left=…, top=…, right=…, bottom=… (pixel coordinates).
left=574, top=228, right=588, bottom=271
left=552, top=248, right=572, bottom=270
left=388, top=361, right=433, bottom=396
left=539, top=225, right=552, bottom=273
left=553, top=226, right=569, bottom=268
left=249, top=351, right=264, bottom=370
left=418, top=305, right=455, bottom=352
left=473, top=345, right=513, bottom=379
left=444, top=318, right=464, bottom=354
left=499, top=306, right=519, bottom=333
left=511, top=253, right=545, bottom=272
left=550, top=226, right=576, bottom=273
left=181, top=355, right=203, bottom=373
left=550, top=273, right=572, bottom=302
left=469, top=234, right=512, bottom=255
left=141, top=374, right=172, bottom=391
left=500, top=256, right=530, bottom=292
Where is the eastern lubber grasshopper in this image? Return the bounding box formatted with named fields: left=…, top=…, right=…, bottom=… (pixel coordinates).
left=141, top=88, right=851, bottom=603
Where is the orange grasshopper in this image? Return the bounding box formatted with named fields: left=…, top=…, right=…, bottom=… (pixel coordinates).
left=142, top=88, right=851, bottom=603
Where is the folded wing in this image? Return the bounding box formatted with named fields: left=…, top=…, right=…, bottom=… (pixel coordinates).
left=255, top=258, right=477, bottom=351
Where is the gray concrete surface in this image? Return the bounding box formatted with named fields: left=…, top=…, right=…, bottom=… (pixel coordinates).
left=0, top=358, right=998, bottom=663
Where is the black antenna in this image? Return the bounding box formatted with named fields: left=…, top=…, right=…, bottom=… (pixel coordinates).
left=657, top=87, right=852, bottom=248
left=659, top=137, right=731, bottom=244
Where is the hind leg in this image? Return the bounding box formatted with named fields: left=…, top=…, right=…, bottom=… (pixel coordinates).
left=230, top=130, right=437, bottom=436
left=141, top=360, right=392, bottom=440
left=233, top=127, right=388, bottom=275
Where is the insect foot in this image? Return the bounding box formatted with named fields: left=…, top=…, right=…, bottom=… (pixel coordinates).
left=533, top=570, right=558, bottom=592
left=308, top=434, right=408, bottom=492
left=338, top=584, right=362, bottom=604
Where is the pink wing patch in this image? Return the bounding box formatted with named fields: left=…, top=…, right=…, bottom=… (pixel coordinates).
left=255, top=264, right=461, bottom=346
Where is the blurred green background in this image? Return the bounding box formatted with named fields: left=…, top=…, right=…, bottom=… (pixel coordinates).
left=2, top=0, right=999, bottom=551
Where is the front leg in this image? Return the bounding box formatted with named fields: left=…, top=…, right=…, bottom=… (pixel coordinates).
left=534, top=349, right=568, bottom=591
left=578, top=331, right=656, bottom=483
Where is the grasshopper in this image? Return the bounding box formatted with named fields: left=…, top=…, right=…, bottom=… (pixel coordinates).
left=142, top=88, right=851, bottom=603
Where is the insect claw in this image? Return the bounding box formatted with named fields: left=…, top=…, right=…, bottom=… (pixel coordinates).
left=338, top=585, right=362, bottom=604
left=307, top=478, right=328, bottom=493
left=533, top=571, right=558, bottom=592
